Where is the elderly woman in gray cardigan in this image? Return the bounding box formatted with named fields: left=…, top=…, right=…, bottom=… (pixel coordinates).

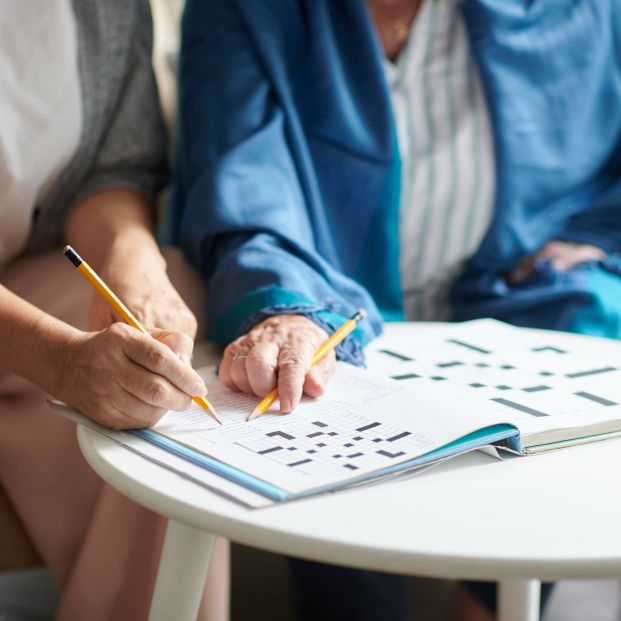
left=0, top=2, right=226, bottom=619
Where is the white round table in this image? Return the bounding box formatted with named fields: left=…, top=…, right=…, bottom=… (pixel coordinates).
left=77, top=324, right=621, bottom=621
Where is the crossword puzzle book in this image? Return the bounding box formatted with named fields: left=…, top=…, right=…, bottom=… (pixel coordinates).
left=50, top=320, right=621, bottom=507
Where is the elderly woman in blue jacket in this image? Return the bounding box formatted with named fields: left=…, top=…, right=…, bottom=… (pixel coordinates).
left=172, top=0, right=621, bottom=619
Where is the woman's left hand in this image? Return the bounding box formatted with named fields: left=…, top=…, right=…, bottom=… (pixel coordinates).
left=507, top=240, right=606, bottom=285
left=220, top=314, right=337, bottom=413
left=89, top=248, right=198, bottom=359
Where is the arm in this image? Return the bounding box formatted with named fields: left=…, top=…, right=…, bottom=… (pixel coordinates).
left=0, top=284, right=206, bottom=429
left=176, top=1, right=382, bottom=411
left=0, top=0, right=206, bottom=428
left=65, top=189, right=197, bottom=350
left=65, top=1, right=195, bottom=351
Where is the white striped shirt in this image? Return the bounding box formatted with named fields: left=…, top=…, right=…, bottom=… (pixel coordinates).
left=385, top=0, right=495, bottom=320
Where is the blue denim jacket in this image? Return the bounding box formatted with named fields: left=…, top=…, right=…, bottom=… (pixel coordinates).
left=170, top=0, right=621, bottom=359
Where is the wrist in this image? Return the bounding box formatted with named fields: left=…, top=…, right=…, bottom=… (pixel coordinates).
left=42, top=319, right=84, bottom=399
left=15, top=312, right=83, bottom=399
left=0, top=285, right=85, bottom=399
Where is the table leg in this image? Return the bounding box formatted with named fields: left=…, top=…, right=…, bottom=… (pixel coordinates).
left=148, top=519, right=216, bottom=621
left=498, top=579, right=541, bottom=621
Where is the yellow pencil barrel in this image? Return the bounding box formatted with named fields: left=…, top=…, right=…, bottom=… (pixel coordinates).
left=77, top=262, right=146, bottom=333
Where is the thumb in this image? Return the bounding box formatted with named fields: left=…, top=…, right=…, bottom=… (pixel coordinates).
left=150, top=328, right=194, bottom=361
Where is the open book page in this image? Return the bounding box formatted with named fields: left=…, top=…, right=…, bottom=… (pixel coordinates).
left=151, top=363, right=510, bottom=496
left=366, top=320, right=621, bottom=447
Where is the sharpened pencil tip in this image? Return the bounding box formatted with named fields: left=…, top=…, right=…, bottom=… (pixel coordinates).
left=247, top=407, right=262, bottom=422
left=209, top=405, right=222, bottom=425
left=193, top=395, right=221, bottom=424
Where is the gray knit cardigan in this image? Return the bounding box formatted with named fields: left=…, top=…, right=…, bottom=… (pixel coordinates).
left=27, top=0, right=169, bottom=253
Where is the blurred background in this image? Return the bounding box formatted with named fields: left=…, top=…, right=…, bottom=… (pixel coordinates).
left=1, top=1, right=620, bottom=619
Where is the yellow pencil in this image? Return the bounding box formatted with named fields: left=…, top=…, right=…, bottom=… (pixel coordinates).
left=248, top=309, right=367, bottom=421
left=63, top=245, right=220, bottom=424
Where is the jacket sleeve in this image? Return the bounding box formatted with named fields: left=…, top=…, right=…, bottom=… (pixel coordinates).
left=556, top=177, right=621, bottom=253
left=173, top=0, right=382, bottom=364
left=73, top=0, right=169, bottom=207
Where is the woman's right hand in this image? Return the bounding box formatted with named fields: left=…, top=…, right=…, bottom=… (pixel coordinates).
left=57, top=323, right=208, bottom=429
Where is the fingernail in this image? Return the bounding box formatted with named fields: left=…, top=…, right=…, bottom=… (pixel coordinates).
left=178, top=353, right=192, bottom=365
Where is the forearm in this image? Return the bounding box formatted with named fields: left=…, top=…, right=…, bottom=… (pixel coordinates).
left=0, top=285, right=79, bottom=396
left=64, top=189, right=164, bottom=272
left=66, top=188, right=198, bottom=339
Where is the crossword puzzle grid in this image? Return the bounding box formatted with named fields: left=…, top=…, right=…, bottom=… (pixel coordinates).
left=160, top=370, right=436, bottom=482
left=233, top=408, right=435, bottom=480
left=367, top=337, right=621, bottom=421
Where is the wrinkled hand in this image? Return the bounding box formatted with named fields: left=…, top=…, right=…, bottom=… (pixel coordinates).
left=220, top=315, right=336, bottom=413
left=89, top=252, right=197, bottom=359
left=58, top=323, right=207, bottom=429
left=507, top=240, right=606, bottom=285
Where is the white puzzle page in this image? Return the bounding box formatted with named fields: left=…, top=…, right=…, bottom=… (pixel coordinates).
left=366, top=320, right=621, bottom=439
left=152, top=363, right=510, bottom=495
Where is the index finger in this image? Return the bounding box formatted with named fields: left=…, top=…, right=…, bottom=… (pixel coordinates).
left=121, top=331, right=207, bottom=397
left=277, top=339, right=316, bottom=413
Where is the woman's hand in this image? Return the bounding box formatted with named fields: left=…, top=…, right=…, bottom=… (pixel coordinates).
left=89, top=248, right=198, bottom=359
left=507, top=240, right=606, bottom=285
left=58, top=323, right=207, bottom=429
left=220, top=315, right=337, bottom=413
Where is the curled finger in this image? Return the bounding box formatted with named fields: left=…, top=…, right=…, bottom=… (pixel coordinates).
left=119, top=363, right=193, bottom=412
left=551, top=245, right=606, bottom=271
left=220, top=337, right=252, bottom=392
left=245, top=340, right=280, bottom=397
left=111, top=387, right=167, bottom=429
left=229, top=353, right=254, bottom=394
left=121, top=331, right=206, bottom=397
left=303, top=352, right=337, bottom=399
